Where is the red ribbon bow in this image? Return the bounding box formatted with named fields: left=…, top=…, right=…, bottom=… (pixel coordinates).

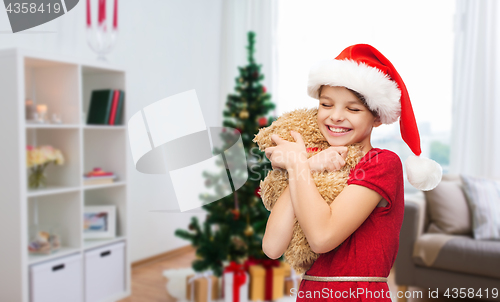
left=223, top=261, right=247, bottom=302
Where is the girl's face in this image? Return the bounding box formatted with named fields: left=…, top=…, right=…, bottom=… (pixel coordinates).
left=317, top=85, right=382, bottom=153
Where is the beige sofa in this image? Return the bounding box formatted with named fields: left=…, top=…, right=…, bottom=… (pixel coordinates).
left=394, top=175, right=500, bottom=301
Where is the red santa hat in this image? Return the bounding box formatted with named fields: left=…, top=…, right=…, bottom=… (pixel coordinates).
left=307, top=44, right=442, bottom=191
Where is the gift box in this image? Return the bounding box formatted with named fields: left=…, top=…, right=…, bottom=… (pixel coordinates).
left=282, top=262, right=302, bottom=295
left=186, top=271, right=219, bottom=302
left=223, top=261, right=249, bottom=302
left=246, top=259, right=286, bottom=301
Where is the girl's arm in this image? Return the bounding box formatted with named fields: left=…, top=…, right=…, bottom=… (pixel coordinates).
left=262, top=186, right=295, bottom=259
left=288, top=159, right=382, bottom=254
left=261, top=152, right=345, bottom=259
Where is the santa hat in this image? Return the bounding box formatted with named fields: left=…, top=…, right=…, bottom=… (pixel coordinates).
left=307, top=44, right=442, bottom=191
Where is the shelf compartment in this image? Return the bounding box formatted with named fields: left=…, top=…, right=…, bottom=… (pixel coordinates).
left=30, top=252, right=83, bottom=302
left=84, top=241, right=125, bottom=302
left=24, top=58, right=80, bottom=124
left=81, top=66, right=125, bottom=126
left=27, top=192, right=82, bottom=260
left=26, top=128, right=81, bottom=188
left=84, top=186, right=127, bottom=238
left=83, top=129, right=126, bottom=182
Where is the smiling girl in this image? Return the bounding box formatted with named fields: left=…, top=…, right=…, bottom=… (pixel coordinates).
left=262, top=44, right=442, bottom=301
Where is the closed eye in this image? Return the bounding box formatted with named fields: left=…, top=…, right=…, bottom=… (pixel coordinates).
left=321, top=104, right=361, bottom=111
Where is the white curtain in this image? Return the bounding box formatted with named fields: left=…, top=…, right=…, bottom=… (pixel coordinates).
left=218, top=0, right=278, bottom=125
left=450, top=0, right=500, bottom=178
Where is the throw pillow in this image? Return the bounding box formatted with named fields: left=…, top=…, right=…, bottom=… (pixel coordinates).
left=424, top=180, right=472, bottom=235
left=460, top=174, right=500, bottom=240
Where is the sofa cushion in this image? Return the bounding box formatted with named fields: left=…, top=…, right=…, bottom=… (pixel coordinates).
left=414, top=236, right=500, bottom=279
left=424, top=179, right=472, bottom=235
left=412, top=233, right=459, bottom=266
left=461, top=174, right=500, bottom=240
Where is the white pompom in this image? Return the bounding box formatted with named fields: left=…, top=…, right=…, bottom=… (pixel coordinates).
left=404, top=155, right=443, bottom=191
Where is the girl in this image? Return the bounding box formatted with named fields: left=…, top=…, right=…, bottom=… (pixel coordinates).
left=262, top=44, right=441, bottom=301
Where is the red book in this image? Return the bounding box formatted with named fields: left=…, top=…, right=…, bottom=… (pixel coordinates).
left=108, top=90, right=120, bottom=125
left=85, top=167, right=114, bottom=177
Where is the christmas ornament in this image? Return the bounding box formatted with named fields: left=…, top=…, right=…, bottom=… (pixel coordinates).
left=254, top=187, right=261, bottom=197
left=307, top=44, right=442, bottom=190
left=239, top=110, right=249, bottom=119
left=258, top=117, right=267, bottom=127
left=231, top=209, right=240, bottom=220
left=262, top=86, right=267, bottom=93
left=244, top=225, right=254, bottom=237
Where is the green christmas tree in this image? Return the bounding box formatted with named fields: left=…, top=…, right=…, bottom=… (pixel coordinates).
left=174, top=31, right=278, bottom=277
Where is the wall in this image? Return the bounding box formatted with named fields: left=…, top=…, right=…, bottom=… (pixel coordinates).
left=0, top=0, right=223, bottom=262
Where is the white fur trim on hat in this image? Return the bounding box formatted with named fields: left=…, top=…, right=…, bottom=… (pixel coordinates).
left=307, top=59, right=402, bottom=124
left=405, top=155, right=442, bottom=191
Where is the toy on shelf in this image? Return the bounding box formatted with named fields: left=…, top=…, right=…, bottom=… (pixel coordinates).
left=28, top=226, right=60, bottom=255
left=83, top=167, right=117, bottom=185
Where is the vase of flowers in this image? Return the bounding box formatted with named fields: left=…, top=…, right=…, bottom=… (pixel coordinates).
left=26, top=145, right=64, bottom=189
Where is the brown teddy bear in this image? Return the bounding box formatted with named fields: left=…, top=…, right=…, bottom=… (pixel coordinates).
left=253, top=107, right=365, bottom=275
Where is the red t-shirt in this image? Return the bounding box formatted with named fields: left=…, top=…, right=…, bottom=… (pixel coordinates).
left=295, top=148, right=404, bottom=301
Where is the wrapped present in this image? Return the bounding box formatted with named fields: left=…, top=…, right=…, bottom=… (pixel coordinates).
left=223, top=261, right=249, bottom=302
left=282, top=262, right=302, bottom=295
left=186, top=271, right=219, bottom=302
left=245, top=257, right=286, bottom=301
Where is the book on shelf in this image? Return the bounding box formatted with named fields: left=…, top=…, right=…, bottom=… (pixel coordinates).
left=83, top=167, right=117, bottom=185
left=114, top=90, right=125, bottom=125
left=87, top=89, right=125, bottom=125
left=108, top=90, right=120, bottom=125
left=83, top=175, right=117, bottom=185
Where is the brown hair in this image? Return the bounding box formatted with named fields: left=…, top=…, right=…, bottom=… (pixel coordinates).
left=318, top=85, right=379, bottom=117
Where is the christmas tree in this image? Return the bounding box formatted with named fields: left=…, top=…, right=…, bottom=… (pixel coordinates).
left=174, top=31, right=277, bottom=277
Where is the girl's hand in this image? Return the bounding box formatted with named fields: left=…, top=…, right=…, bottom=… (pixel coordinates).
left=265, top=131, right=307, bottom=170
left=308, top=146, right=348, bottom=172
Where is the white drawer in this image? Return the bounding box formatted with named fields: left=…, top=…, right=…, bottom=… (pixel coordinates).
left=85, top=241, right=125, bottom=302
left=30, top=253, right=83, bottom=302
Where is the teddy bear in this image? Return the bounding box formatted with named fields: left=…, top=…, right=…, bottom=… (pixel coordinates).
left=253, top=107, right=365, bottom=275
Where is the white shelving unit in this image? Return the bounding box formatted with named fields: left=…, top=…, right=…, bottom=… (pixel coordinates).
left=0, top=48, right=130, bottom=302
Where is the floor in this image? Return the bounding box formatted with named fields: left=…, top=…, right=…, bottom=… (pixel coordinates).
left=118, top=248, right=480, bottom=302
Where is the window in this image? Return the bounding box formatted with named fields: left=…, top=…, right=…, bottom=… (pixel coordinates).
left=276, top=0, right=455, bottom=191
